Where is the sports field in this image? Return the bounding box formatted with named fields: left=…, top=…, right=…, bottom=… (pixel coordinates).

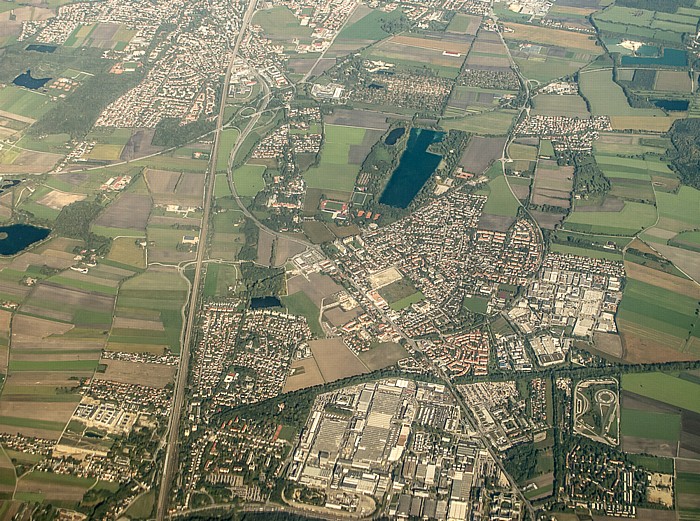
left=304, top=124, right=366, bottom=193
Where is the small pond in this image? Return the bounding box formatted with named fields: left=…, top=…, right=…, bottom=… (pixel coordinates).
left=385, top=127, right=405, bottom=146
left=250, top=296, right=282, bottom=309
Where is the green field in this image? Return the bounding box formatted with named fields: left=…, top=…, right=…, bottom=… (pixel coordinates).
left=304, top=124, right=366, bottom=192
left=621, top=408, right=681, bottom=440
left=389, top=291, right=424, bottom=311
left=550, top=243, right=623, bottom=261
left=8, top=359, right=99, bottom=372
left=564, top=201, right=656, bottom=235
left=463, top=295, right=489, bottom=314
left=216, top=129, right=240, bottom=173
left=618, top=278, right=699, bottom=343
left=656, top=186, right=700, bottom=227
left=627, top=454, right=674, bottom=474
left=441, top=110, right=516, bottom=135
left=479, top=175, right=521, bottom=216
left=282, top=291, right=323, bottom=338
left=113, top=270, right=188, bottom=353
left=622, top=373, right=700, bottom=414
left=337, top=8, right=403, bottom=41
left=214, top=174, right=232, bottom=198
left=253, top=7, right=313, bottom=41
left=0, top=86, right=51, bottom=120
left=233, top=164, right=266, bottom=197
left=579, top=69, right=664, bottom=117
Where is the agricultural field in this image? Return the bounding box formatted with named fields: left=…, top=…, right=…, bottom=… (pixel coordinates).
left=0, top=86, right=51, bottom=121
left=563, top=200, right=656, bottom=236
left=304, top=123, right=376, bottom=195
left=441, top=109, right=517, bottom=135
left=531, top=160, right=573, bottom=210
left=110, top=269, right=188, bottom=354
left=503, top=23, right=601, bottom=53
left=358, top=342, right=408, bottom=371
left=366, top=34, right=471, bottom=78
left=593, top=6, right=698, bottom=44
left=459, top=136, right=506, bottom=175
left=308, top=338, right=368, bottom=382
left=447, top=13, right=481, bottom=35
left=593, top=133, right=671, bottom=156
left=531, top=94, right=590, bottom=117
left=579, top=69, right=665, bottom=117
left=623, top=372, right=700, bottom=415
left=618, top=271, right=700, bottom=361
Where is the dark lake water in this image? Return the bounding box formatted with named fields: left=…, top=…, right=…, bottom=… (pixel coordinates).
left=250, top=296, right=282, bottom=309
left=13, top=70, right=51, bottom=90
left=379, top=128, right=444, bottom=209
left=0, top=224, right=50, bottom=255
left=621, top=48, right=687, bottom=67
left=26, top=44, right=56, bottom=53
left=652, top=99, right=689, bottom=111
left=385, top=127, right=405, bottom=146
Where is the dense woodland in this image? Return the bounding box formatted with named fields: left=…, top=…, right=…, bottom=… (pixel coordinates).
left=669, top=118, right=700, bottom=189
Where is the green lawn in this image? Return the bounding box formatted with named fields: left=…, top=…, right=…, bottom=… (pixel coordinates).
left=622, top=373, right=700, bottom=414
left=463, top=295, right=489, bottom=314
left=233, top=164, right=266, bottom=197
left=253, top=6, right=313, bottom=41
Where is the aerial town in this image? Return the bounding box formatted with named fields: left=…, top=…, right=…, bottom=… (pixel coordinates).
left=0, top=0, right=697, bottom=517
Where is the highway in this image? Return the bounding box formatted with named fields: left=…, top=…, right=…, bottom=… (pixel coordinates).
left=154, top=0, right=259, bottom=518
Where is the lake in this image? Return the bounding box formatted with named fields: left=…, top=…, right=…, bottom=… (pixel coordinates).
left=13, top=70, right=51, bottom=90
left=385, top=127, right=405, bottom=146
left=25, top=44, right=56, bottom=53
left=652, top=99, right=689, bottom=111
left=621, top=48, right=687, bottom=67
left=0, top=224, right=50, bottom=255
left=379, top=128, right=444, bottom=209
left=250, top=296, right=282, bottom=309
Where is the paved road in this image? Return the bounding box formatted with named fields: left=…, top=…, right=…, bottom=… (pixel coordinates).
left=154, top=1, right=259, bottom=518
